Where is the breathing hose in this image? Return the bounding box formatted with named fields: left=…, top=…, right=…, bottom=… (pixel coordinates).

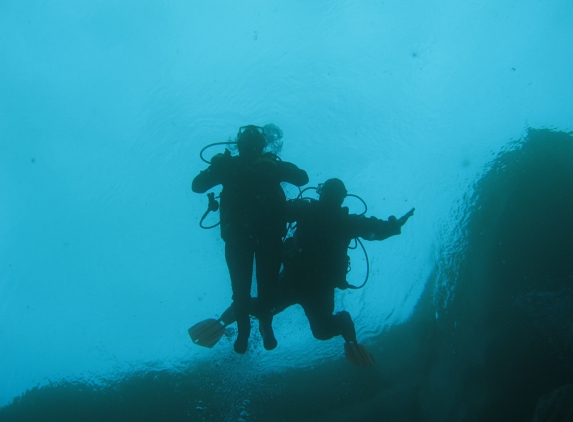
left=199, top=141, right=237, bottom=164
left=199, top=192, right=220, bottom=229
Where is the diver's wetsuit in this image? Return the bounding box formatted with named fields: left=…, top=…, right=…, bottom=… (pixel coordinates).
left=220, top=198, right=404, bottom=343
left=281, top=198, right=403, bottom=342
left=192, top=151, right=308, bottom=348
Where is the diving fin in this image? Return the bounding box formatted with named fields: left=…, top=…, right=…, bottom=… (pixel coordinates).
left=188, top=318, right=226, bottom=348
left=344, top=342, right=376, bottom=367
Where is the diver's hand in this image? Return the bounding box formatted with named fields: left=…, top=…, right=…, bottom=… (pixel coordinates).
left=258, top=155, right=278, bottom=164
left=388, top=208, right=415, bottom=227
left=256, top=155, right=278, bottom=168
left=210, top=149, right=232, bottom=167
left=398, top=208, right=415, bottom=226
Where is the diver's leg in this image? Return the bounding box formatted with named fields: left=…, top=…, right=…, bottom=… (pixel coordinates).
left=301, top=287, right=357, bottom=343
left=270, top=271, right=298, bottom=317
left=334, top=311, right=357, bottom=343
left=225, top=240, right=254, bottom=354
left=250, top=273, right=295, bottom=319
left=219, top=297, right=260, bottom=325
left=247, top=297, right=262, bottom=319
left=254, top=237, right=282, bottom=350
left=219, top=304, right=236, bottom=326
left=300, top=288, right=341, bottom=341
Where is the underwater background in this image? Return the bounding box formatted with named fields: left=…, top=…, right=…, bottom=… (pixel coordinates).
left=1, top=1, right=572, bottom=421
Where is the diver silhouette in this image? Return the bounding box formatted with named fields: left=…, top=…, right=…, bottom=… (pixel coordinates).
left=189, top=178, right=414, bottom=366
left=191, top=125, right=308, bottom=354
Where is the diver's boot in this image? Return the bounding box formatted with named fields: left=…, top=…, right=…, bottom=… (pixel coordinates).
left=234, top=317, right=251, bottom=354
left=259, top=317, right=277, bottom=351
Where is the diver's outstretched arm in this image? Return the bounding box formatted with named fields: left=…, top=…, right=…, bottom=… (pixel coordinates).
left=397, top=207, right=415, bottom=226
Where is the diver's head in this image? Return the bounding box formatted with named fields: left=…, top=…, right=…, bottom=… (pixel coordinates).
left=237, top=125, right=266, bottom=157
left=318, top=178, right=347, bottom=207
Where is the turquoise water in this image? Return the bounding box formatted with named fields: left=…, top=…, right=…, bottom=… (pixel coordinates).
left=1, top=1, right=572, bottom=421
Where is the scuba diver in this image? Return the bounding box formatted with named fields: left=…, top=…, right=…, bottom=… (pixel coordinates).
left=192, top=125, right=309, bottom=354
left=189, top=178, right=415, bottom=366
